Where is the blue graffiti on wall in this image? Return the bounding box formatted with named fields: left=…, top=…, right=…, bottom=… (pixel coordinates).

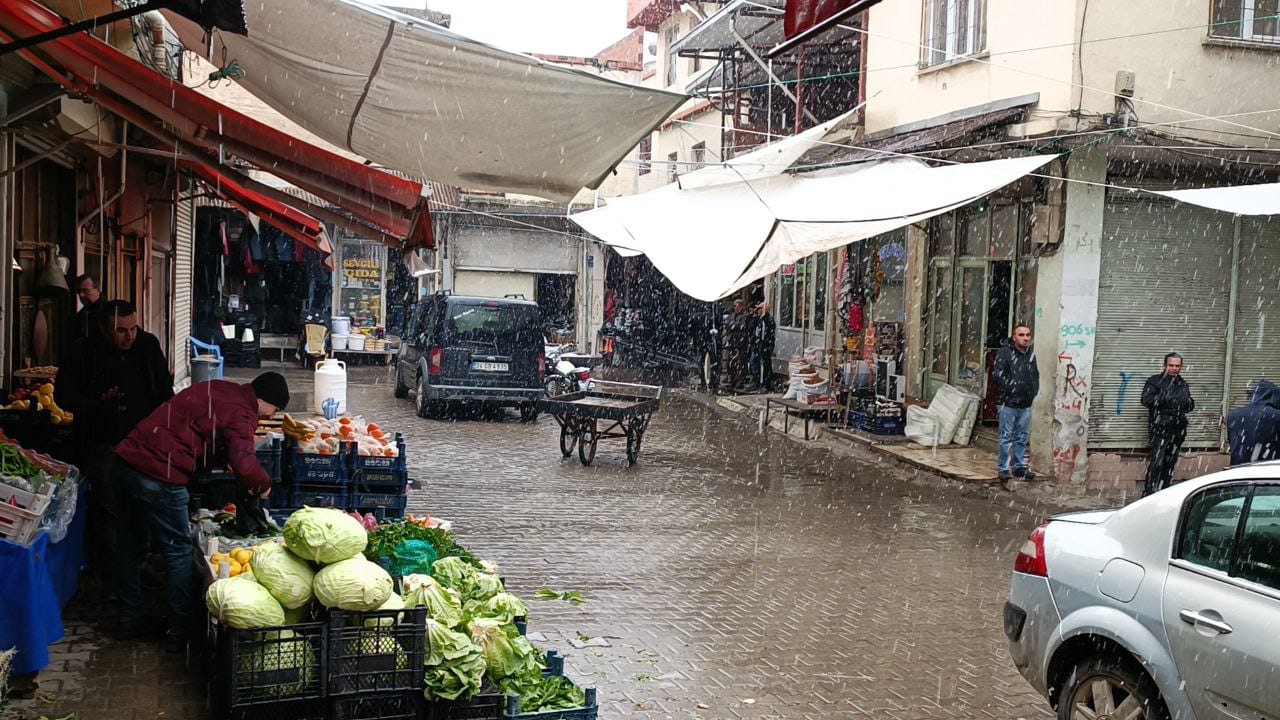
left=1116, top=371, right=1140, bottom=416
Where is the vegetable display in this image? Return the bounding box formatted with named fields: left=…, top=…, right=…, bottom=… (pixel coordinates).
left=423, top=619, right=487, bottom=701
left=2, top=383, right=74, bottom=425
left=239, top=630, right=317, bottom=698
left=283, top=507, right=368, bottom=563
left=401, top=574, right=463, bottom=629
left=313, top=557, right=394, bottom=611
left=206, top=575, right=287, bottom=629
left=250, top=543, right=316, bottom=609
left=283, top=415, right=399, bottom=458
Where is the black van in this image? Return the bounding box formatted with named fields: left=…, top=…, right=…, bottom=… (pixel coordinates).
left=395, top=294, right=545, bottom=420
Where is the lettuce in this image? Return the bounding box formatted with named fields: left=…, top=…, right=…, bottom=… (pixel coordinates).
left=402, top=574, right=463, bottom=629
left=467, top=618, right=544, bottom=687
left=466, top=592, right=528, bottom=626
left=423, top=619, right=487, bottom=701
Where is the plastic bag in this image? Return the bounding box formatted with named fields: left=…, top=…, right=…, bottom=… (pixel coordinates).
left=390, top=540, right=438, bottom=578
left=905, top=405, right=941, bottom=447
left=38, top=471, right=79, bottom=544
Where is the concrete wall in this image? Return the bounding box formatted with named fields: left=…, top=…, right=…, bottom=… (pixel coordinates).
left=863, top=0, right=1076, bottom=135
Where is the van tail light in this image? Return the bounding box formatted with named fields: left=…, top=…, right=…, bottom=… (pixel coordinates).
left=1014, top=521, right=1050, bottom=577
left=428, top=348, right=443, bottom=376
left=536, top=355, right=545, bottom=382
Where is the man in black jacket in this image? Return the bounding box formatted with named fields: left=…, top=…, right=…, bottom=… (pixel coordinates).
left=993, top=324, right=1039, bottom=486
left=1141, top=353, right=1195, bottom=496
left=1227, top=379, right=1280, bottom=466
left=748, top=302, right=776, bottom=392
left=55, top=299, right=173, bottom=592
left=72, top=274, right=103, bottom=342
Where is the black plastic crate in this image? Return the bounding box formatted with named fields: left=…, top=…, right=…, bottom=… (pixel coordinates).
left=223, top=700, right=327, bottom=720
left=332, top=692, right=420, bottom=720
left=350, top=491, right=408, bottom=518
left=212, top=620, right=327, bottom=709
left=328, top=607, right=428, bottom=696
left=423, top=690, right=506, bottom=720
left=504, top=689, right=598, bottom=720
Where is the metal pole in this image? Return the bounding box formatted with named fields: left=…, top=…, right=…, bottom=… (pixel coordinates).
left=731, top=29, right=819, bottom=126
left=0, top=0, right=176, bottom=58
left=1221, top=218, right=1241, bottom=449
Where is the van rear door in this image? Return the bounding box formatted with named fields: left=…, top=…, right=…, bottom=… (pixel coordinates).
left=440, top=300, right=543, bottom=388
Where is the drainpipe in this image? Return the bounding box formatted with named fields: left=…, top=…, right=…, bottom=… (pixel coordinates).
left=0, top=87, right=10, bottom=378
left=1221, top=220, right=1241, bottom=450
left=78, top=120, right=128, bottom=235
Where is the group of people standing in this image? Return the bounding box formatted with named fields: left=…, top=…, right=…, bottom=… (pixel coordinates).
left=720, top=298, right=776, bottom=393
left=55, top=274, right=291, bottom=654
left=992, top=325, right=1280, bottom=496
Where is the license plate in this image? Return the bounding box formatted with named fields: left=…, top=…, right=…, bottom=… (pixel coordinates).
left=471, top=361, right=509, bottom=372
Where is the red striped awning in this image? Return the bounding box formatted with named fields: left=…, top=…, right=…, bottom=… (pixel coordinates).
left=0, top=0, right=433, bottom=249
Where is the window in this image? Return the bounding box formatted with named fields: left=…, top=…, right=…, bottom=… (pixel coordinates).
left=1237, top=487, right=1280, bottom=590
left=665, top=24, right=679, bottom=86
left=922, top=0, right=986, bottom=67
left=638, top=136, right=652, bottom=176
left=667, top=152, right=679, bottom=184
left=692, top=142, right=706, bottom=168
left=927, top=264, right=953, bottom=376
left=1179, top=485, right=1251, bottom=574
left=1212, top=0, right=1280, bottom=44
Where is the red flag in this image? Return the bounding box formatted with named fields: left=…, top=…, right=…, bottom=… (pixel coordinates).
left=783, top=0, right=878, bottom=41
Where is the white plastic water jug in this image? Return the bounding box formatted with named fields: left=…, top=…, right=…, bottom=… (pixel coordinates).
left=313, top=359, right=348, bottom=416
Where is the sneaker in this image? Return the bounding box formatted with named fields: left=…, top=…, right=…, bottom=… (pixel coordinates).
left=1020, top=469, right=1037, bottom=481
left=1012, top=468, right=1026, bottom=478
left=998, top=472, right=1013, bottom=489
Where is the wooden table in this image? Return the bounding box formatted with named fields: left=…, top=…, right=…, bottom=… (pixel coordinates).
left=764, top=396, right=840, bottom=441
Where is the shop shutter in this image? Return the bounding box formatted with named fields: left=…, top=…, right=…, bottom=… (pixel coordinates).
left=453, top=228, right=579, bottom=274
left=1089, top=193, right=1232, bottom=448
left=453, top=270, right=536, bottom=301
left=1230, top=218, right=1280, bottom=408
left=172, top=195, right=195, bottom=388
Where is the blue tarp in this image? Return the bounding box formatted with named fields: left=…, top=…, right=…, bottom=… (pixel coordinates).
left=0, top=487, right=87, bottom=675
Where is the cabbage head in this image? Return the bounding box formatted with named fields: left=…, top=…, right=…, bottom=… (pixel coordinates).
left=251, top=542, right=316, bottom=609
left=283, top=507, right=368, bottom=564
left=364, top=593, right=405, bottom=629
left=423, top=619, right=487, bottom=701
left=466, top=573, right=504, bottom=604
left=313, top=557, right=393, bottom=611
left=238, top=629, right=316, bottom=697
left=401, top=574, right=463, bottom=629
left=468, top=592, right=528, bottom=626
left=431, top=556, right=472, bottom=590
left=207, top=576, right=285, bottom=629
left=467, top=618, right=543, bottom=683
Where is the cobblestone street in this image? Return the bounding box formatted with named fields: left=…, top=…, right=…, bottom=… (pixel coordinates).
left=6, top=368, right=1054, bottom=720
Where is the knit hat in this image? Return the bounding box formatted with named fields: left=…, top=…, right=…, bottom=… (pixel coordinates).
left=251, top=372, right=290, bottom=410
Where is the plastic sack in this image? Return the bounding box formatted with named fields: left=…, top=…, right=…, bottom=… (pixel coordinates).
left=37, top=469, right=80, bottom=544
left=390, top=540, right=439, bottom=578
left=905, top=405, right=941, bottom=447
left=931, top=384, right=980, bottom=446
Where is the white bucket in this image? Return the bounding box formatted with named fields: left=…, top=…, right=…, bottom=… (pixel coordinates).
left=331, top=316, right=352, bottom=336
left=331, top=334, right=349, bottom=351
left=313, top=359, right=348, bottom=416
left=347, top=333, right=366, bottom=351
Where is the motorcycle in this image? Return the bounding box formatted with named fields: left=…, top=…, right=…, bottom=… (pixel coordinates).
left=543, top=342, right=592, bottom=397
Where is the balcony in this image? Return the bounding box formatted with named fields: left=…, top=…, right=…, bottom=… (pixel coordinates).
left=627, top=0, right=678, bottom=30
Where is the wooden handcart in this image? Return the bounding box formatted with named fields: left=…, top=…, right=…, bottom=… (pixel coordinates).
left=538, top=380, right=662, bottom=466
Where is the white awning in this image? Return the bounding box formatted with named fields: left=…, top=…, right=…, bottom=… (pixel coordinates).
left=671, top=0, right=786, bottom=53
left=573, top=154, right=1058, bottom=301
left=677, top=107, right=858, bottom=189
left=1154, top=183, right=1280, bottom=216
left=165, top=0, right=686, bottom=204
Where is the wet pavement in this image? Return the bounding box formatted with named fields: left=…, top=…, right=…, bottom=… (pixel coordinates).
left=5, top=366, right=1054, bottom=720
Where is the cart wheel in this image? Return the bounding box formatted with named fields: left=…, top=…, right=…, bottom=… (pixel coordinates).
left=559, top=423, right=578, bottom=458
left=578, top=423, right=598, bottom=466
left=626, top=428, right=643, bottom=465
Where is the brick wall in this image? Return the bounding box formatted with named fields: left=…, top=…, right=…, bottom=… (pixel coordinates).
left=1087, top=451, right=1230, bottom=492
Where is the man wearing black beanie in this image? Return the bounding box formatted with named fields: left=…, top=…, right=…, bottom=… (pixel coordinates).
left=111, top=372, right=290, bottom=652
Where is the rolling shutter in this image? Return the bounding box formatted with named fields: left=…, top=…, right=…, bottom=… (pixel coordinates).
left=172, top=194, right=195, bottom=388
left=1230, top=218, right=1280, bottom=408
left=1089, top=193, right=1232, bottom=448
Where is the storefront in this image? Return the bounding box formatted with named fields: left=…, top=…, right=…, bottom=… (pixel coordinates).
left=335, top=235, right=387, bottom=332
left=772, top=252, right=829, bottom=369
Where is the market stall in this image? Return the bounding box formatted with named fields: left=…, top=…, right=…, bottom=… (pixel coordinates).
left=0, top=432, right=86, bottom=679
left=332, top=236, right=396, bottom=365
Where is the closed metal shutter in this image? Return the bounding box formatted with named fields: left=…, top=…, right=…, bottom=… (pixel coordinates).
left=172, top=195, right=195, bottom=388
left=1230, top=218, right=1280, bottom=408
left=1089, top=193, right=1232, bottom=448
left=453, top=228, right=579, bottom=274
left=453, top=270, right=536, bottom=300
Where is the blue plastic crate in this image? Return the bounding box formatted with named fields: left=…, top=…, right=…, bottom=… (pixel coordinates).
left=256, top=439, right=284, bottom=482
left=350, top=492, right=407, bottom=516
left=349, top=437, right=407, bottom=485
left=848, top=410, right=905, bottom=436
left=504, top=689, right=598, bottom=720
left=291, top=483, right=350, bottom=510
left=288, top=441, right=349, bottom=484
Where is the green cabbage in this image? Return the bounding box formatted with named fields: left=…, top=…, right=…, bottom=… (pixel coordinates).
left=423, top=619, right=487, bottom=701
left=238, top=629, right=316, bottom=697
left=283, top=507, right=368, bottom=564
left=466, top=573, right=504, bottom=604
left=251, top=542, right=316, bottom=609
left=467, top=618, right=543, bottom=685
left=402, top=574, right=463, bottom=629
left=364, top=593, right=405, bottom=629
left=313, top=557, right=393, bottom=611
left=431, top=557, right=472, bottom=590
left=207, top=576, right=286, bottom=629
left=467, top=592, right=528, bottom=626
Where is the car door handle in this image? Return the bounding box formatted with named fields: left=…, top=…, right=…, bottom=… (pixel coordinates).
left=1179, top=609, right=1234, bottom=635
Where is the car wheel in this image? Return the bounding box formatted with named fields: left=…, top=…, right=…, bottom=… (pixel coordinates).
left=393, top=366, right=410, bottom=399
left=415, top=374, right=432, bottom=418
left=1057, top=656, right=1169, bottom=720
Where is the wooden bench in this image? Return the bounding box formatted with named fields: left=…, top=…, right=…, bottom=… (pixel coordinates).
left=764, top=396, right=840, bottom=441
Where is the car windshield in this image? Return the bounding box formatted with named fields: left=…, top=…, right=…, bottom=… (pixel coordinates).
left=446, top=302, right=543, bottom=351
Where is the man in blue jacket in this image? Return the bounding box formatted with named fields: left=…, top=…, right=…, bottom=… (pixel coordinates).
left=993, top=324, right=1039, bottom=487
left=1227, top=379, right=1280, bottom=466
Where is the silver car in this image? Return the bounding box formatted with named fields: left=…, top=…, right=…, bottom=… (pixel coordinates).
left=1004, top=464, right=1280, bottom=720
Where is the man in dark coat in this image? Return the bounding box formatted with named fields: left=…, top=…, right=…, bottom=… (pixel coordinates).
left=722, top=299, right=751, bottom=392
left=56, top=299, right=173, bottom=595
left=1227, top=379, right=1280, bottom=466
left=748, top=302, right=776, bottom=392
left=72, top=274, right=103, bottom=342
left=993, top=323, right=1039, bottom=486
left=1141, top=353, right=1195, bottom=496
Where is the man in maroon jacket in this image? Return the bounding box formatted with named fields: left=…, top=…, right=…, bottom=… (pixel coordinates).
left=111, top=372, right=290, bottom=650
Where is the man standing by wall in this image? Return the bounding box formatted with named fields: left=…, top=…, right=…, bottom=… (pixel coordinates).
left=72, top=274, right=103, bottom=342
left=722, top=299, right=750, bottom=392
left=749, top=301, right=776, bottom=392
left=994, top=324, right=1039, bottom=487
left=1141, top=353, right=1194, bottom=495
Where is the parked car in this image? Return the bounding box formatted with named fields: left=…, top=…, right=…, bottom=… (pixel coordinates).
left=395, top=294, right=545, bottom=420
left=1004, top=464, right=1279, bottom=720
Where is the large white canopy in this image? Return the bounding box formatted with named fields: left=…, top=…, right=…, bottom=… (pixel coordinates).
left=573, top=154, right=1058, bottom=301
left=1154, top=183, right=1280, bottom=216
left=166, top=0, right=686, bottom=203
